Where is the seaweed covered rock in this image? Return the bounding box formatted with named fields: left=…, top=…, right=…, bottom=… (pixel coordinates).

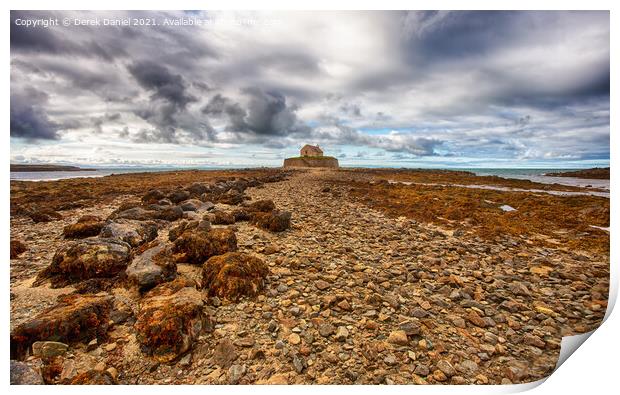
left=211, top=210, right=235, bottom=225
left=126, top=243, right=177, bottom=291
left=251, top=210, right=292, bottom=232
left=109, top=206, right=153, bottom=221
left=168, top=220, right=211, bottom=242
left=173, top=227, right=237, bottom=264
left=10, top=294, right=113, bottom=359
left=100, top=219, right=158, bottom=247
left=202, top=252, right=269, bottom=301
left=232, top=209, right=251, bottom=222
left=187, top=183, right=208, bottom=197
left=141, top=189, right=165, bottom=204
left=135, top=278, right=210, bottom=362
left=36, top=238, right=131, bottom=287
left=168, top=190, right=190, bottom=204
left=27, top=207, right=63, bottom=223
left=154, top=205, right=184, bottom=221
left=68, top=370, right=117, bottom=385
left=10, top=239, right=27, bottom=259
left=180, top=199, right=204, bottom=212
left=245, top=199, right=276, bottom=213
left=63, top=215, right=105, bottom=239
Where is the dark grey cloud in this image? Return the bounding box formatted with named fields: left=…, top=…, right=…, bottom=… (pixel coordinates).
left=10, top=86, right=59, bottom=140
left=128, top=60, right=197, bottom=109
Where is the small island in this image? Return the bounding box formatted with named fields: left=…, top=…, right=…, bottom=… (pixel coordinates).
left=10, top=164, right=96, bottom=172
left=545, top=167, right=609, bottom=179
left=283, top=144, right=339, bottom=168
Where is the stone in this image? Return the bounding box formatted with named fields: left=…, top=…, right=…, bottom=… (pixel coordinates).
left=315, top=280, right=330, bottom=290
left=10, top=360, right=44, bottom=384
left=228, top=364, right=247, bottom=384
left=414, top=364, right=430, bottom=376
left=288, top=333, right=301, bottom=345
left=387, top=330, right=408, bottom=346
left=63, top=215, right=105, bottom=239
left=126, top=243, right=177, bottom=291
left=31, top=341, right=68, bottom=358
left=523, top=333, right=546, bottom=348
left=36, top=238, right=131, bottom=287
left=135, top=278, right=210, bottom=362
left=457, top=359, right=479, bottom=376
left=173, top=227, right=237, bottom=264
left=100, top=219, right=158, bottom=247
left=202, top=252, right=269, bottom=300
left=436, top=360, right=457, bottom=377
left=508, top=281, right=531, bottom=297
left=250, top=210, right=292, bottom=232
left=212, top=339, right=238, bottom=368
left=466, top=310, right=488, bottom=328
left=105, top=343, right=117, bottom=352
left=335, top=326, right=349, bottom=342
left=11, top=294, right=113, bottom=359
left=319, top=323, right=335, bottom=337
left=293, top=355, right=305, bottom=373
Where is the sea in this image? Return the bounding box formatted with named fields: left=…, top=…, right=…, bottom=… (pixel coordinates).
left=9, top=166, right=610, bottom=191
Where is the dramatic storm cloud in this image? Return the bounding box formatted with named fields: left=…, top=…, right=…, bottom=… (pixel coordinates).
left=10, top=10, right=609, bottom=167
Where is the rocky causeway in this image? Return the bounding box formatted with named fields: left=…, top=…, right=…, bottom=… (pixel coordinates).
left=9, top=168, right=609, bottom=385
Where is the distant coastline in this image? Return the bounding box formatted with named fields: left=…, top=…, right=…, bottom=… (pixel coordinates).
left=10, top=164, right=97, bottom=172
left=544, top=167, right=610, bottom=180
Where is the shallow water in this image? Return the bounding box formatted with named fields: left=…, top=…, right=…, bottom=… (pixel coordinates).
left=387, top=180, right=610, bottom=198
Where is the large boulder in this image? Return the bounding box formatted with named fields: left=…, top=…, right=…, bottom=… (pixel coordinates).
left=63, top=215, right=105, bottom=239
left=251, top=210, right=291, bottom=232
left=10, top=294, right=113, bottom=359
left=173, top=227, right=237, bottom=264
left=100, top=219, right=158, bottom=248
left=126, top=243, right=177, bottom=291
left=135, top=278, right=210, bottom=362
left=202, top=252, right=269, bottom=301
left=216, top=189, right=246, bottom=205
left=36, top=238, right=131, bottom=287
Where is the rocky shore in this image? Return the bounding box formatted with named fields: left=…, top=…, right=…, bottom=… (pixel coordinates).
left=10, top=168, right=609, bottom=385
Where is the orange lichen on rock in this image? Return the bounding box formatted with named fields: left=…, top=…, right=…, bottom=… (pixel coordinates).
left=10, top=293, right=113, bottom=359
left=63, top=215, right=105, bottom=239
left=36, top=238, right=131, bottom=287
left=135, top=278, right=210, bottom=362
left=202, top=252, right=270, bottom=301
left=172, top=227, right=237, bottom=264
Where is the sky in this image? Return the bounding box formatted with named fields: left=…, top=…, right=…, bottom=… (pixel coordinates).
left=10, top=10, right=610, bottom=168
